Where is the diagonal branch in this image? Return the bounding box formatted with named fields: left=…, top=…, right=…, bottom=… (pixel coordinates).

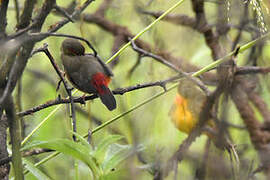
left=130, top=40, right=211, bottom=96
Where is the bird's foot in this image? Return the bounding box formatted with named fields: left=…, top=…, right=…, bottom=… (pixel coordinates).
left=80, top=94, right=87, bottom=105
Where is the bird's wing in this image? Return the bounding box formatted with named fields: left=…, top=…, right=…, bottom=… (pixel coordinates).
left=85, top=54, right=113, bottom=77
left=188, top=90, right=206, bottom=117
left=61, top=54, right=92, bottom=92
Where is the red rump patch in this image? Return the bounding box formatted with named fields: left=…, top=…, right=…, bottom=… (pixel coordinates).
left=92, top=72, right=111, bottom=95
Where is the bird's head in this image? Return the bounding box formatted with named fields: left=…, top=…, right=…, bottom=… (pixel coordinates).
left=61, top=38, right=85, bottom=56
left=178, top=78, right=202, bottom=99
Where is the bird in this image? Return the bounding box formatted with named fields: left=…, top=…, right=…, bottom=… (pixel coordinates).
left=169, top=78, right=239, bottom=163
left=169, top=78, right=212, bottom=135
left=61, top=38, right=116, bottom=111
left=169, top=78, right=235, bottom=148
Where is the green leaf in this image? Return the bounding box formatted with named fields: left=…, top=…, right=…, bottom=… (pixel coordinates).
left=93, top=135, right=123, bottom=164
left=23, top=158, right=50, bottom=180
left=71, top=131, right=92, bottom=150
left=22, top=139, right=101, bottom=177
left=102, top=144, right=144, bottom=174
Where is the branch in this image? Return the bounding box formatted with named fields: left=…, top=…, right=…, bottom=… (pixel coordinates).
left=165, top=87, right=222, bottom=177
left=4, top=95, right=23, bottom=179
left=236, top=66, right=270, bottom=75
left=248, top=91, right=270, bottom=125
left=130, top=39, right=184, bottom=73
left=17, top=75, right=182, bottom=117
left=130, top=40, right=211, bottom=96
left=110, top=35, right=126, bottom=66
left=30, top=33, right=97, bottom=56
left=55, top=4, right=217, bottom=83
left=9, top=0, right=90, bottom=40
left=231, top=77, right=270, bottom=176
left=53, top=4, right=74, bottom=23
left=0, top=0, right=9, bottom=38
left=48, top=0, right=95, bottom=33
left=139, top=10, right=197, bottom=29
left=0, top=0, right=56, bottom=106
left=16, top=0, right=37, bottom=30
left=94, top=0, right=114, bottom=17
left=0, top=107, right=9, bottom=179
left=191, top=0, right=223, bottom=60
left=39, top=43, right=77, bottom=141
left=231, top=2, right=249, bottom=50
left=140, top=10, right=258, bottom=35
left=0, top=148, right=53, bottom=166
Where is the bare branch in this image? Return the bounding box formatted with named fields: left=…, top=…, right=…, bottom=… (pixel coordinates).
left=130, top=40, right=211, bottom=96
left=0, top=0, right=9, bottom=38
left=0, top=0, right=56, bottom=106
left=16, top=0, right=37, bottom=30
left=17, top=75, right=182, bottom=117
left=48, top=0, right=95, bottom=33
left=139, top=10, right=196, bottom=29
left=95, top=0, right=114, bottom=17
left=53, top=4, right=74, bottom=22
left=30, top=33, right=97, bottom=56
left=236, top=66, right=270, bottom=75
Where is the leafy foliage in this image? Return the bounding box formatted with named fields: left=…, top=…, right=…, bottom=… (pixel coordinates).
left=22, top=134, right=142, bottom=179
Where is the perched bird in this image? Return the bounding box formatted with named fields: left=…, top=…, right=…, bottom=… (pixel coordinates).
left=169, top=78, right=212, bottom=134
left=169, top=78, right=234, bottom=148
left=169, top=78, right=238, bottom=162
left=61, top=38, right=116, bottom=111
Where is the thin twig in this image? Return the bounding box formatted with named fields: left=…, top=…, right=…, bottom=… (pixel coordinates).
left=30, top=32, right=97, bottom=56
left=41, top=44, right=77, bottom=141
left=236, top=66, right=270, bottom=75
left=17, top=75, right=182, bottom=117
left=0, top=148, right=53, bottom=166
left=130, top=39, right=211, bottom=96
left=48, top=0, right=95, bottom=33
left=127, top=54, right=142, bottom=77
left=53, top=4, right=74, bottom=22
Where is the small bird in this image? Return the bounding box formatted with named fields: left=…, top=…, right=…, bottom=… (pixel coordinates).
left=169, top=79, right=239, bottom=162
left=169, top=78, right=212, bottom=134
left=61, top=38, right=116, bottom=111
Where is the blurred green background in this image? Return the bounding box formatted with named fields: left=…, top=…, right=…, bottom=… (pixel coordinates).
left=5, top=0, right=270, bottom=179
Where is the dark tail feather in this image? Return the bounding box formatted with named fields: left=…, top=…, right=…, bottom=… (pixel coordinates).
left=99, top=86, right=116, bottom=111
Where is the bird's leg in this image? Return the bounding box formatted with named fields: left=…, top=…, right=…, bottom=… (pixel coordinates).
left=81, top=94, right=87, bottom=106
